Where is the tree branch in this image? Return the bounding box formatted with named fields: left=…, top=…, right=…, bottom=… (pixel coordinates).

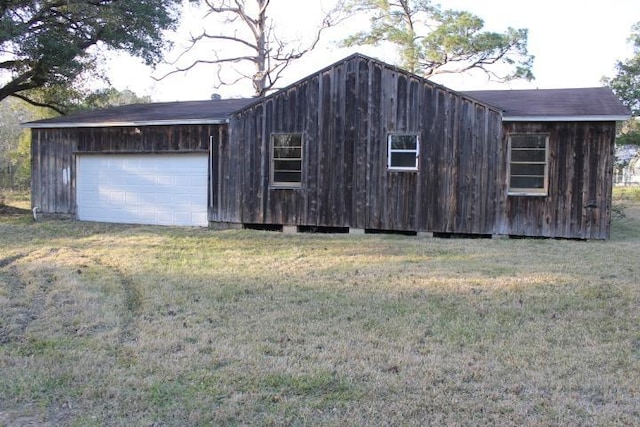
left=160, top=0, right=347, bottom=96
left=10, top=93, right=67, bottom=115
left=195, top=32, right=258, bottom=52
left=0, top=69, right=40, bottom=103
left=153, top=55, right=258, bottom=81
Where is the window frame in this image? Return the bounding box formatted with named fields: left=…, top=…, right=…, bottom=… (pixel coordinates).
left=507, top=133, right=549, bottom=196
left=387, top=133, right=420, bottom=172
left=270, top=132, right=303, bottom=188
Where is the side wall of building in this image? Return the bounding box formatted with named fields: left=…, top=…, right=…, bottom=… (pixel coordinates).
left=496, top=121, right=616, bottom=239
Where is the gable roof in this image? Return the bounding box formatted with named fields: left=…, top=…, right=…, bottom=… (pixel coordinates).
left=24, top=98, right=254, bottom=128
left=230, top=53, right=502, bottom=116
left=463, top=87, right=630, bottom=121
left=23, top=55, right=631, bottom=129
left=24, top=53, right=501, bottom=129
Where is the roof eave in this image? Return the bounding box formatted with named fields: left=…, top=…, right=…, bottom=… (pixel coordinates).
left=22, top=118, right=230, bottom=129
left=503, top=115, right=631, bottom=122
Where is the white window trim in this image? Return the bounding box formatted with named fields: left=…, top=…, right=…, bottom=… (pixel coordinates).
left=387, top=133, right=420, bottom=171
left=507, top=134, right=549, bottom=196
left=271, top=133, right=303, bottom=188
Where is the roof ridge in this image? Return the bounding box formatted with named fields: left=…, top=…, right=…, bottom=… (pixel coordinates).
left=233, top=52, right=501, bottom=114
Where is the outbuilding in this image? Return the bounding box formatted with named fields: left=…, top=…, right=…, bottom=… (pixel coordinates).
left=26, top=54, right=629, bottom=238
left=28, top=98, right=251, bottom=226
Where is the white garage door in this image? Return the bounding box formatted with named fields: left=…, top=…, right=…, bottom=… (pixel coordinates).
left=77, top=154, right=208, bottom=226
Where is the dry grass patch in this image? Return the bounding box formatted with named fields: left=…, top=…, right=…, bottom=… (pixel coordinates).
left=1, top=189, right=639, bottom=425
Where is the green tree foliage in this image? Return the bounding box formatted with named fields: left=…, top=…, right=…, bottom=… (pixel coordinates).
left=0, top=89, right=151, bottom=189
left=0, top=97, right=50, bottom=189
left=616, top=119, right=640, bottom=146
left=342, top=0, right=534, bottom=81
left=604, top=22, right=640, bottom=116
left=0, top=0, right=181, bottom=112
left=605, top=23, right=640, bottom=147
left=75, top=88, right=153, bottom=112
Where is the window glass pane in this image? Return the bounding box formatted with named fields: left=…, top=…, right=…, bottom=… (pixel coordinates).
left=274, top=160, right=302, bottom=172
left=510, top=163, right=545, bottom=176
left=510, top=176, right=545, bottom=189
left=511, top=149, right=546, bottom=163
left=390, top=134, right=417, bottom=150
left=509, top=134, right=547, bottom=194
left=272, top=133, right=302, bottom=185
left=274, top=171, right=302, bottom=183
left=390, top=152, right=417, bottom=168
left=273, top=134, right=302, bottom=148
left=511, top=135, right=546, bottom=149
left=388, top=134, right=418, bottom=170
left=273, top=147, right=302, bottom=159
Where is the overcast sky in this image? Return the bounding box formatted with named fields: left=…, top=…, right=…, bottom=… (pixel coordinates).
left=106, top=0, right=640, bottom=101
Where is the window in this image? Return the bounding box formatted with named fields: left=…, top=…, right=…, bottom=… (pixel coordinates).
left=271, top=133, right=303, bottom=186
left=508, top=134, right=549, bottom=195
left=388, top=134, right=419, bottom=171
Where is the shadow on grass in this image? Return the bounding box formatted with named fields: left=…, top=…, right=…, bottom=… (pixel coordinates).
left=0, top=203, right=30, bottom=216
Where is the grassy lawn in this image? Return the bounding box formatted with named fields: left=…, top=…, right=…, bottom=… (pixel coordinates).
left=1, top=189, right=639, bottom=426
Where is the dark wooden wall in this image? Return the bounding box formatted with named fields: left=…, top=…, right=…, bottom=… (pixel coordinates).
left=31, top=125, right=222, bottom=215
left=496, top=121, right=616, bottom=239
left=217, top=55, right=504, bottom=234
left=31, top=128, right=75, bottom=214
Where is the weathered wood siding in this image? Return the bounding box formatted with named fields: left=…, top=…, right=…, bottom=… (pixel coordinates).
left=220, top=55, right=504, bottom=233
left=31, top=125, right=221, bottom=215
left=30, top=55, right=617, bottom=239
left=496, top=122, right=616, bottom=239
left=31, top=129, right=76, bottom=213
left=74, top=125, right=213, bottom=153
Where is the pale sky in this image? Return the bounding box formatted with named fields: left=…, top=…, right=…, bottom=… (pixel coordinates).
left=106, top=0, right=640, bottom=101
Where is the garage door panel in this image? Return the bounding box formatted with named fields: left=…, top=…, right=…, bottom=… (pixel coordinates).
left=190, top=212, right=208, bottom=225
left=82, top=174, right=100, bottom=186
left=124, top=192, right=141, bottom=204
left=122, top=159, right=140, bottom=170
left=77, top=154, right=208, bottom=227
left=175, top=175, right=195, bottom=187
left=79, top=207, right=104, bottom=219
left=79, top=190, right=99, bottom=204
left=118, top=174, right=149, bottom=187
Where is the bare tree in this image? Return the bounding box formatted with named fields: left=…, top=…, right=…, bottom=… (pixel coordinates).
left=158, top=0, right=346, bottom=97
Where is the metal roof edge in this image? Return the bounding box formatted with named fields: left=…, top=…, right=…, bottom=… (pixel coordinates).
left=503, top=115, right=631, bottom=122
left=22, top=118, right=230, bottom=129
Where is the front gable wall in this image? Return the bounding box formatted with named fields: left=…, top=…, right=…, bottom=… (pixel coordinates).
left=219, top=55, right=504, bottom=233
